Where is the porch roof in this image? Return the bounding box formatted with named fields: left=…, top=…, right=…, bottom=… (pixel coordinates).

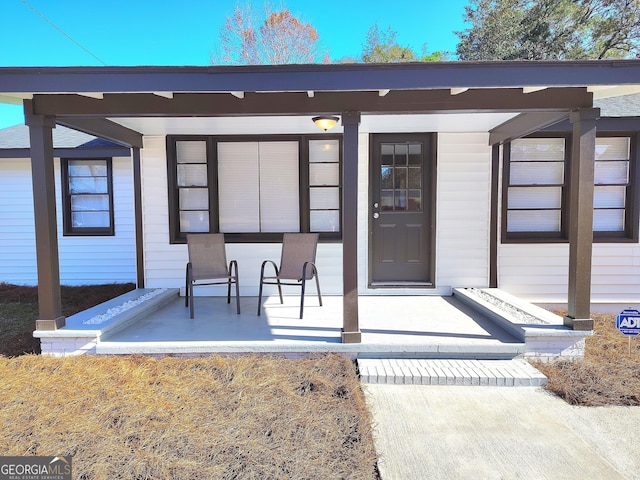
left=1, top=61, right=640, bottom=97
left=1, top=60, right=639, bottom=148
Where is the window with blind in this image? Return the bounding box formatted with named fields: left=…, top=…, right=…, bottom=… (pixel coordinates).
left=504, top=137, right=566, bottom=238
left=61, top=158, right=114, bottom=236
left=593, top=137, right=631, bottom=234
left=167, top=135, right=342, bottom=243
left=504, top=135, right=638, bottom=242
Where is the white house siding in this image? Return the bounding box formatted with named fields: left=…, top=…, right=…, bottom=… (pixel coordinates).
left=0, top=157, right=136, bottom=285
left=499, top=242, right=640, bottom=305
left=140, top=135, right=344, bottom=295
left=435, top=133, right=491, bottom=289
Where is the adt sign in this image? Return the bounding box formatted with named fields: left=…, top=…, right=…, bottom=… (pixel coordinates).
left=616, top=309, right=640, bottom=336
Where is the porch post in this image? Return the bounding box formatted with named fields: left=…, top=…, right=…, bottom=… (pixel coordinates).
left=132, top=147, right=145, bottom=288
left=489, top=144, right=500, bottom=288
left=564, top=108, right=599, bottom=330
left=26, top=109, right=65, bottom=330
left=341, top=111, right=362, bottom=343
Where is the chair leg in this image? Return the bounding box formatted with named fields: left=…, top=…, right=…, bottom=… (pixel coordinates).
left=314, top=267, right=322, bottom=307
left=185, top=264, right=190, bottom=307
left=300, top=278, right=306, bottom=319
left=189, top=281, right=195, bottom=319
left=234, top=277, right=240, bottom=315
left=277, top=278, right=283, bottom=304
left=257, top=273, right=264, bottom=316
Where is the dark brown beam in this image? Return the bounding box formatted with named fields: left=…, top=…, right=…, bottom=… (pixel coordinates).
left=1, top=61, right=640, bottom=94
left=56, top=117, right=143, bottom=148
left=564, top=108, right=599, bottom=331
left=489, top=111, right=570, bottom=145
left=26, top=113, right=65, bottom=330
left=30, top=88, right=594, bottom=117
left=132, top=147, right=145, bottom=288
left=489, top=144, right=500, bottom=288
left=544, top=117, right=640, bottom=132
left=0, top=146, right=130, bottom=158
left=341, top=111, right=361, bottom=344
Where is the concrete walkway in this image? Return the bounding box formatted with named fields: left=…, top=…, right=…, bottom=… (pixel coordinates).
left=365, top=385, right=640, bottom=480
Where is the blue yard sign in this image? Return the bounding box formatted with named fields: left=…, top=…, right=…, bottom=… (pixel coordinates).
left=615, top=309, right=640, bottom=336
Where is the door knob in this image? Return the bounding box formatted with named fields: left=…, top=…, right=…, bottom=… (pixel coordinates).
left=373, top=212, right=379, bottom=219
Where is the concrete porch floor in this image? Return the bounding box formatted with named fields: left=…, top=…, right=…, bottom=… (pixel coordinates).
left=96, top=293, right=525, bottom=358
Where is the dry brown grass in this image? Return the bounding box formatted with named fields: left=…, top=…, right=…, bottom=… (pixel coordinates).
left=536, top=313, right=640, bottom=406
left=0, top=283, right=135, bottom=357
left=0, top=353, right=378, bottom=480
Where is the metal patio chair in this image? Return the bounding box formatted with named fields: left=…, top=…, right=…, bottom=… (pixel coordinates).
left=185, top=233, right=240, bottom=319
left=257, top=233, right=322, bottom=319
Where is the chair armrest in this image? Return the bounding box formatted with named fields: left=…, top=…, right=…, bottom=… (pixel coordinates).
left=301, top=261, right=318, bottom=281
left=260, top=259, right=280, bottom=278
left=228, top=260, right=239, bottom=277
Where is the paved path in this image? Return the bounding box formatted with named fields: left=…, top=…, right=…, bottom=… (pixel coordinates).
left=365, top=385, right=640, bottom=480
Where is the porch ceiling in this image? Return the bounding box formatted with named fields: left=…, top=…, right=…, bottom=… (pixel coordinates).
left=110, top=112, right=520, bottom=136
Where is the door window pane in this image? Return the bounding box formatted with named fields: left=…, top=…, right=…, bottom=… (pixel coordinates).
left=381, top=144, right=394, bottom=165
left=394, top=167, right=407, bottom=188
left=381, top=190, right=394, bottom=211
left=408, top=144, right=422, bottom=165
left=408, top=167, right=421, bottom=188
left=381, top=166, right=392, bottom=189
left=408, top=190, right=421, bottom=211
left=394, top=190, right=407, bottom=210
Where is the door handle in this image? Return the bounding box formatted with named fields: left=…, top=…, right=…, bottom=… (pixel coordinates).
left=373, top=212, right=379, bottom=219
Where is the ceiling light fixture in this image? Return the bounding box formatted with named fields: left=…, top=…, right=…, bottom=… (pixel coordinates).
left=312, top=115, right=339, bottom=131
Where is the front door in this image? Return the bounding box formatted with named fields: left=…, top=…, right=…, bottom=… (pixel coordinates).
left=369, top=134, right=435, bottom=286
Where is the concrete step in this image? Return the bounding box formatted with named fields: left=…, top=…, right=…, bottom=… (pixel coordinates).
left=357, top=358, right=547, bottom=386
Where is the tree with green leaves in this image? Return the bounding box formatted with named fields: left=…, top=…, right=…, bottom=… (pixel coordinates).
left=456, top=0, right=640, bottom=60
left=361, top=24, right=449, bottom=63
left=211, top=4, right=327, bottom=65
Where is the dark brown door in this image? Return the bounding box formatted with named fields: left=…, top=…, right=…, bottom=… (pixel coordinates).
left=370, top=134, right=434, bottom=286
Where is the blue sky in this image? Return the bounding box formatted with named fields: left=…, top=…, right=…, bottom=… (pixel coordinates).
left=0, top=0, right=470, bottom=128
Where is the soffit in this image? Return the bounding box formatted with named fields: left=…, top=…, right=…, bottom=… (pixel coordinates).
left=111, top=113, right=520, bottom=136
